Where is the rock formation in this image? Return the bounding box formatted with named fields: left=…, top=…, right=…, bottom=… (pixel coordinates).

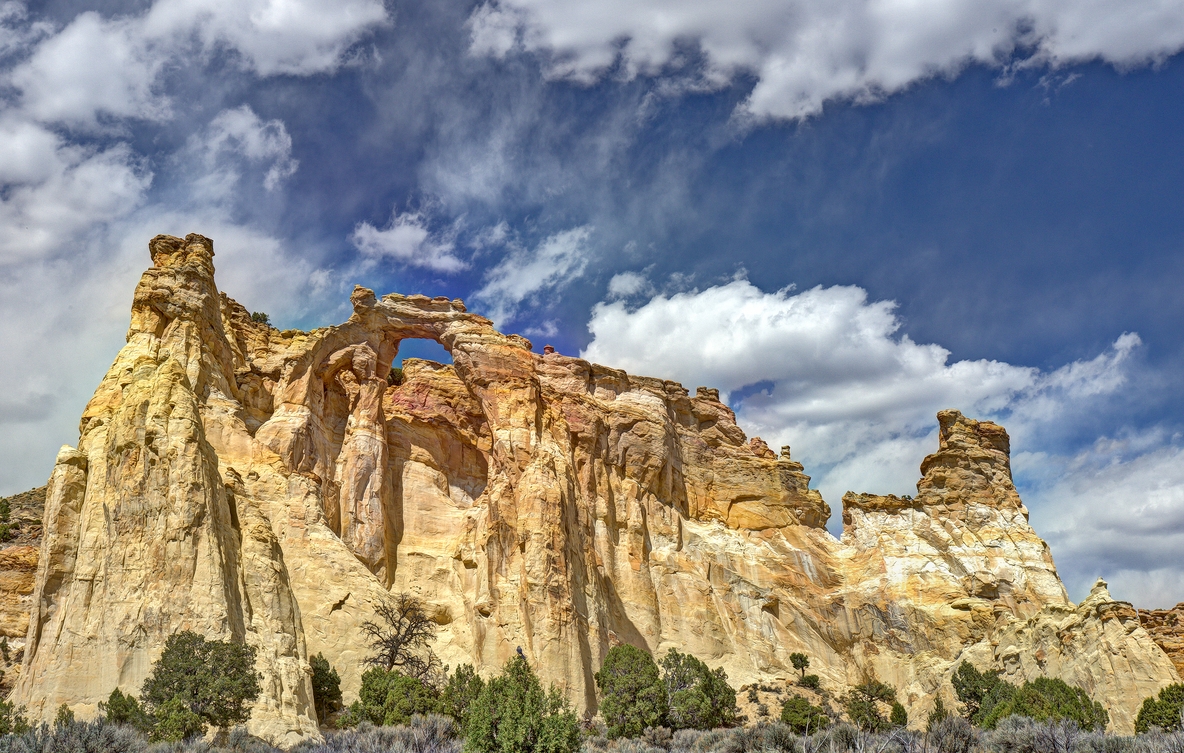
left=0, top=486, right=42, bottom=695
left=8, top=234, right=1181, bottom=739
left=1139, top=604, right=1184, bottom=681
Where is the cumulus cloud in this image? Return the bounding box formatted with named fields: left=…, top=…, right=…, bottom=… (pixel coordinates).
left=351, top=211, right=468, bottom=273
left=582, top=279, right=1139, bottom=506
left=606, top=271, right=652, bottom=299
left=473, top=225, right=592, bottom=325
left=468, top=0, right=1184, bottom=119
left=0, top=118, right=151, bottom=263
left=4, top=0, right=388, bottom=130
left=10, top=12, right=169, bottom=127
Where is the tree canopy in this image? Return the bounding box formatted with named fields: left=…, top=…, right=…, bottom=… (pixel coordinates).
left=780, top=695, right=829, bottom=734
left=141, top=631, right=261, bottom=733
left=594, top=644, right=667, bottom=739
left=1136, top=683, right=1184, bottom=733
left=465, top=654, right=580, bottom=753
left=659, top=650, right=737, bottom=731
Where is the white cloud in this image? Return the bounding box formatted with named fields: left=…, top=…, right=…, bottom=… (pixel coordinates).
left=199, top=105, right=299, bottom=191
left=351, top=211, right=468, bottom=273
left=4, top=0, right=388, bottom=130
left=468, top=0, right=1184, bottom=120
left=582, top=279, right=1138, bottom=508
left=606, top=270, right=651, bottom=299
left=10, top=12, right=168, bottom=127
left=1026, top=440, right=1184, bottom=605
left=0, top=3, right=52, bottom=60
left=473, top=225, right=592, bottom=324
left=0, top=118, right=152, bottom=263
left=0, top=0, right=388, bottom=499
left=142, top=0, right=389, bottom=76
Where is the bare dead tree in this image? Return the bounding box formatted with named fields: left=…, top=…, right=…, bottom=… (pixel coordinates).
left=360, top=593, right=440, bottom=679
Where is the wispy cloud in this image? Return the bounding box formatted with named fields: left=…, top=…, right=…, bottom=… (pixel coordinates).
left=473, top=225, right=592, bottom=325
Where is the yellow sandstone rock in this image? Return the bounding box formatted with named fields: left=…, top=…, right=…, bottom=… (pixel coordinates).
left=9, top=234, right=1180, bottom=738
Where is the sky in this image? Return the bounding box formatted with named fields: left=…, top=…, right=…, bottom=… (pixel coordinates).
left=2, top=0, right=1184, bottom=607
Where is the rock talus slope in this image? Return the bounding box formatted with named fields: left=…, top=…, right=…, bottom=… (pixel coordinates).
left=10, top=234, right=1180, bottom=738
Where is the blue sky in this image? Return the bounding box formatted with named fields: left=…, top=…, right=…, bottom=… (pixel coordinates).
left=2, top=0, right=1184, bottom=606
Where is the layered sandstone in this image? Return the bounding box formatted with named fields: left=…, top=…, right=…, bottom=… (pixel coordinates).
left=1139, top=604, right=1184, bottom=680
left=0, top=485, right=44, bottom=693
left=9, top=234, right=1180, bottom=739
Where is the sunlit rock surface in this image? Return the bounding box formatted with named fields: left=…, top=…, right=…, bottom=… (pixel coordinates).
left=9, top=234, right=1179, bottom=738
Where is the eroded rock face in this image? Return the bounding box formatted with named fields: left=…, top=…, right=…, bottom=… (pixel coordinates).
left=0, top=486, right=44, bottom=643
left=1139, top=604, right=1184, bottom=680
left=10, top=234, right=1180, bottom=737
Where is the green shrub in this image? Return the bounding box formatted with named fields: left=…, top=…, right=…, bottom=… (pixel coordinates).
left=854, top=680, right=896, bottom=703
left=981, top=677, right=1108, bottom=731
left=441, top=664, right=486, bottom=731
left=890, top=701, right=908, bottom=728
left=250, top=312, right=270, bottom=325
left=659, top=650, right=736, bottom=731
left=387, top=368, right=405, bottom=387
left=141, top=630, right=262, bottom=731
left=845, top=696, right=887, bottom=732
left=926, top=697, right=950, bottom=732
left=0, top=699, right=29, bottom=735
left=53, top=704, right=75, bottom=729
left=798, top=674, right=820, bottom=690
left=0, top=498, right=15, bottom=543
left=344, top=667, right=439, bottom=727
left=779, top=695, right=829, bottom=734
left=595, top=645, right=667, bottom=739
left=151, top=696, right=207, bottom=742
left=952, top=661, right=1014, bottom=727
left=1136, top=683, right=1184, bottom=733
left=465, top=654, right=579, bottom=753
left=99, top=688, right=153, bottom=733
left=844, top=681, right=897, bottom=732
left=311, top=653, right=343, bottom=724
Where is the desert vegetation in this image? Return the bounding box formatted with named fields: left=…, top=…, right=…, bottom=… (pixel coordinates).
left=3, top=597, right=1183, bottom=753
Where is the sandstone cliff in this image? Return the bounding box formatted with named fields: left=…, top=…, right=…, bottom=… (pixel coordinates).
left=1139, top=604, right=1184, bottom=681
left=9, top=234, right=1180, bottom=739
left=0, top=486, right=44, bottom=694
